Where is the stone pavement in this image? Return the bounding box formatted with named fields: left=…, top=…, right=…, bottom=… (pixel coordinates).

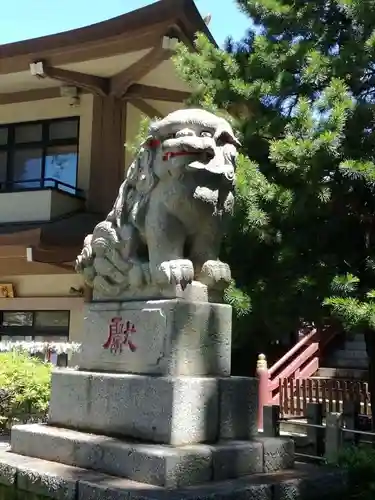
left=0, top=444, right=345, bottom=500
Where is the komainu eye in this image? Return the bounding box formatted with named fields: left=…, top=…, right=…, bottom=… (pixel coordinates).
left=200, top=131, right=212, bottom=138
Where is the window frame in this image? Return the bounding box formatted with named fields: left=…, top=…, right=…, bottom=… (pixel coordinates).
left=0, top=117, right=81, bottom=197
left=0, top=310, right=70, bottom=339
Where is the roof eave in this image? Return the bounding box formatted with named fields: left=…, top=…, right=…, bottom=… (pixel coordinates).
left=0, top=0, right=217, bottom=69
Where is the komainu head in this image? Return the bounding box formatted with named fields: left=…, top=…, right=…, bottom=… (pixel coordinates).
left=76, top=108, right=240, bottom=299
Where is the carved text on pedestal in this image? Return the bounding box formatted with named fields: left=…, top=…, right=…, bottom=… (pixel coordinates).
left=103, top=317, right=137, bottom=355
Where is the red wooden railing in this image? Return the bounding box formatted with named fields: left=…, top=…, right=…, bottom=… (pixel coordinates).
left=256, top=326, right=338, bottom=429
left=279, top=378, right=371, bottom=417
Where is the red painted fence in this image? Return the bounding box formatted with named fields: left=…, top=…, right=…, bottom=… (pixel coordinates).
left=256, top=326, right=338, bottom=429
left=279, top=377, right=371, bottom=417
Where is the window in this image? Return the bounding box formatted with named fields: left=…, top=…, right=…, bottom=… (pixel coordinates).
left=15, top=123, right=42, bottom=144
left=0, top=310, right=70, bottom=338
left=49, top=119, right=78, bottom=140
left=0, top=310, right=70, bottom=368
left=44, top=144, right=78, bottom=194
left=0, top=117, right=80, bottom=195
left=2, top=311, right=33, bottom=327
left=0, top=128, right=8, bottom=146
left=13, top=149, right=43, bottom=189
left=0, top=152, right=7, bottom=185
left=34, top=311, right=70, bottom=329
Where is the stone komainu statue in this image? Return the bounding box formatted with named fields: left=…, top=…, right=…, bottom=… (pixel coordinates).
left=76, top=109, right=240, bottom=298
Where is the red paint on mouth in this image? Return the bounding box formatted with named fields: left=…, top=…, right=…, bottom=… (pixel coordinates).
left=146, top=139, right=203, bottom=162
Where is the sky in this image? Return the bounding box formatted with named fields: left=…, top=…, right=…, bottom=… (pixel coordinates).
left=0, top=0, right=249, bottom=47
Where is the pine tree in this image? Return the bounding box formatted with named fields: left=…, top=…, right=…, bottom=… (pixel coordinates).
left=174, top=0, right=375, bottom=399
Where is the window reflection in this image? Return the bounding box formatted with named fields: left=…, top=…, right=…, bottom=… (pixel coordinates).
left=49, top=120, right=78, bottom=140
left=2, top=312, right=33, bottom=327
left=44, top=145, right=78, bottom=194
left=0, top=118, right=79, bottom=193
left=15, top=123, right=42, bottom=143
left=13, top=149, right=42, bottom=188
left=34, top=311, right=70, bottom=329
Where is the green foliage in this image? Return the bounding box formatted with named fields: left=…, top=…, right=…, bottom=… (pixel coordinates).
left=0, top=352, right=51, bottom=428
left=173, top=0, right=375, bottom=360
left=336, top=446, right=375, bottom=499
left=125, top=114, right=152, bottom=156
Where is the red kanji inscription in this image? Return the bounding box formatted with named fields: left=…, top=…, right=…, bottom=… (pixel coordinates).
left=103, top=317, right=137, bottom=354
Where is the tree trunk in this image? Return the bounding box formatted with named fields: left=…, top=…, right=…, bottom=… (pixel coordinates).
left=364, top=330, right=375, bottom=432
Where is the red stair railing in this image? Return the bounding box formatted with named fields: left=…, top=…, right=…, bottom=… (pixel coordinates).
left=256, top=326, right=337, bottom=430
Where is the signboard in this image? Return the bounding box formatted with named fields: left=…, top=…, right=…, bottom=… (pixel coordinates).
left=0, top=284, right=14, bottom=298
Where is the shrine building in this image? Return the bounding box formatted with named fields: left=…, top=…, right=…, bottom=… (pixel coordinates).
left=0, top=0, right=213, bottom=345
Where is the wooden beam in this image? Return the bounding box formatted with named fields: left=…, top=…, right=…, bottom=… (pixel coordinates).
left=130, top=99, right=163, bottom=118
left=0, top=258, right=73, bottom=275
left=110, top=45, right=172, bottom=98
left=0, top=246, right=27, bottom=259
left=124, top=84, right=190, bottom=102
left=0, top=87, right=66, bottom=105
left=38, top=64, right=109, bottom=96
left=32, top=246, right=81, bottom=264
left=88, top=96, right=127, bottom=213
left=0, top=228, right=41, bottom=246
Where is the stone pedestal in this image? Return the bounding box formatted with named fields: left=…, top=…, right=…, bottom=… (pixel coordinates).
left=78, top=298, right=231, bottom=376
left=47, top=370, right=258, bottom=445
left=0, top=294, right=344, bottom=499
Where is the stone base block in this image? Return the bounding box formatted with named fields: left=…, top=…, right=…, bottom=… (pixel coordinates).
left=10, top=424, right=294, bottom=487
left=219, top=377, right=258, bottom=439
left=0, top=446, right=346, bottom=500
left=48, top=370, right=258, bottom=445
left=48, top=370, right=218, bottom=445
left=78, top=299, right=232, bottom=376
left=255, top=438, right=295, bottom=473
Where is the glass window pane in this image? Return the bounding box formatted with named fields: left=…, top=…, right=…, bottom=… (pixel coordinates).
left=13, top=149, right=42, bottom=189
left=0, top=128, right=8, bottom=146
left=15, top=123, right=42, bottom=143
left=0, top=152, right=7, bottom=187
left=34, top=311, right=69, bottom=329
left=2, top=312, right=33, bottom=327
left=49, top=120, right=78, bottom=140
left=44, top=145, right=78, bottom=194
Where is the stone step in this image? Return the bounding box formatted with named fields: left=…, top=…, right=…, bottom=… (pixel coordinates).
left=0, top=446, right=345, bottom=500
left=48, top=369, right=258, bottom=445
left=10, top=424, right=294, bottom=488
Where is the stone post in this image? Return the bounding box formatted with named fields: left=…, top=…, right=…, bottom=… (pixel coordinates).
left=263, top=404, right=280, bottom=437
left=342, top=400, right=360, bottom=445
left=306, top=402, right=324, bottom=456
left=325, top=412, right=343, bottom=463
left=257, top=353, right=269, bottom=431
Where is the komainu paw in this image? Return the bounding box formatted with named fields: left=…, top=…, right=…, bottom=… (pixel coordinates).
left=199, top=260, right=232, bottom=288
left=155, top=259, right=195, bottom=289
